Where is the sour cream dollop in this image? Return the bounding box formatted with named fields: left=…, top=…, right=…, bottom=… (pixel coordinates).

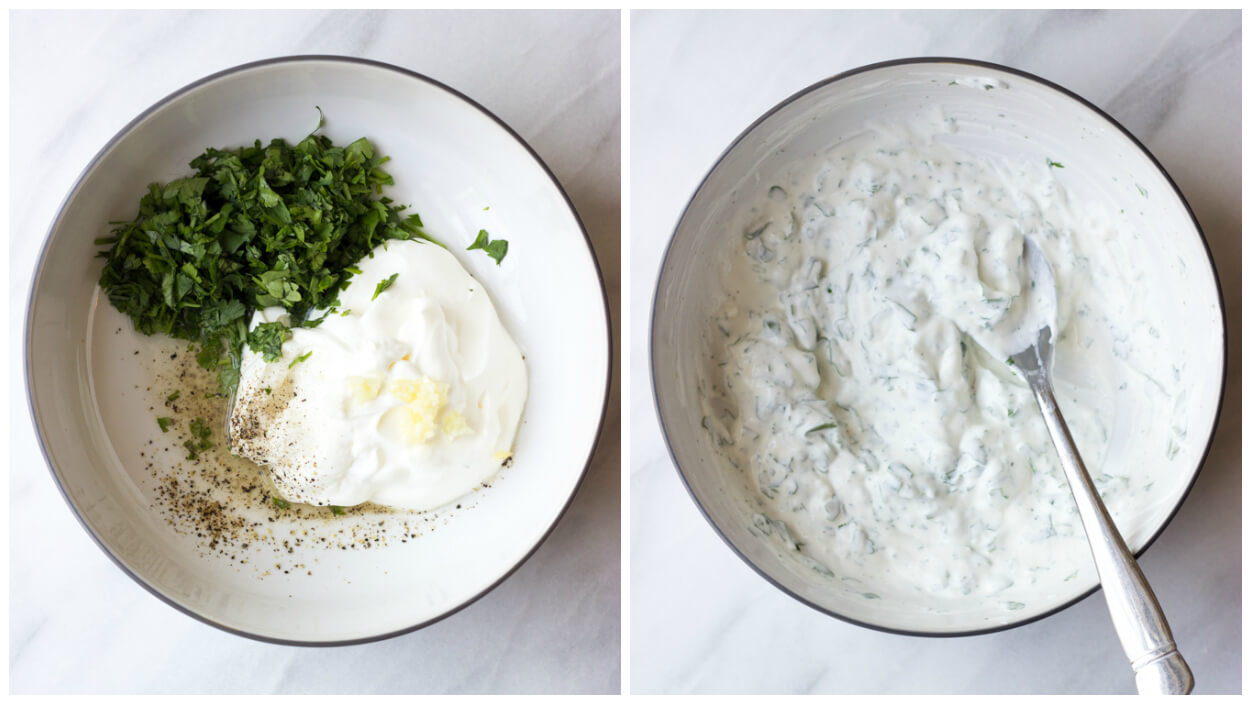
left=228, top=239, right=527, bottom=511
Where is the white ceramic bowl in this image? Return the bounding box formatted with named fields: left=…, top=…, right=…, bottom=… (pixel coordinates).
left=27, top=56, right=611, bottom=643
left=652, top=58, right=1225, bottom=635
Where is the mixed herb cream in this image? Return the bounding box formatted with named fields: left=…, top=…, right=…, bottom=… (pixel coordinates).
left=699, top=116, right=1187, bottom=616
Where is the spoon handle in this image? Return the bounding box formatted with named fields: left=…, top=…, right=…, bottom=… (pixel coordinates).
left=1029, top=377, right=1194, bottom=695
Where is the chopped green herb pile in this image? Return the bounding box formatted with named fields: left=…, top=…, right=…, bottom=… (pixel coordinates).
left=95, top=117, right=430, bottom=395
left=467, top=229, right=508, bottom=265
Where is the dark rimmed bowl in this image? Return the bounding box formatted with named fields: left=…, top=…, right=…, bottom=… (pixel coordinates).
left=651, top=58, right=1225, bottom=635
left=27, top=55, right=612, bottom=644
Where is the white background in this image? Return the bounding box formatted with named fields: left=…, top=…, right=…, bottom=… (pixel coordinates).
left=9, top=9, right=621, bottom=695
left=630, top=9, right=1240, bottom=695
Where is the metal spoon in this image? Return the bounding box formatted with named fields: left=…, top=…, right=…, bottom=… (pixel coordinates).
left=1007, top=237, right=1193, bottom=695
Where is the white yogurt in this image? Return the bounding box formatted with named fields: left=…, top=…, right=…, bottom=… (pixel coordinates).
left=701, top=116, right=1187, bottom=614
left=229, top=239, right=527, bottom=511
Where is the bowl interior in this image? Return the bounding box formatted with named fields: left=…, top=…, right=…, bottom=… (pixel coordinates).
left=653, top=60, right=1223, bottom=634
left=28, top=58, right=609, bottom=642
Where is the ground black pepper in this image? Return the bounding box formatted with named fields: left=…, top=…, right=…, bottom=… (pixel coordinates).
left=129, top=335, right=497, bottom=577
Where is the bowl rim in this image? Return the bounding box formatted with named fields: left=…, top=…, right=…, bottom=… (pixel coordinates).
left=24, top=54, right=614, bottom=646
left=649, top=56, right=1228, bottom=638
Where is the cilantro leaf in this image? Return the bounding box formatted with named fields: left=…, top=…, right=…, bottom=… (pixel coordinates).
left=157, top=416, right=173, bottom=432
left=372, top=273, right=399, bottom=301
left=466, top=229, right=508, bottom=265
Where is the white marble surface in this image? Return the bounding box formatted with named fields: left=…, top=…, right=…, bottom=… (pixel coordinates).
left=9, top=10, right=620, bottom=694
left=630, top=9, right=1240, bottom=695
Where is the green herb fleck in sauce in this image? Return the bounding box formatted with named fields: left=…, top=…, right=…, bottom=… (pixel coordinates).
left=372, top=273, right=399, bottom=301
left=466, top=229, right=508, bottom=265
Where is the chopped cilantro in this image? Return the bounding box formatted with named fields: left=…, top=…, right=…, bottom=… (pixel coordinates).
left=247, top=321, right=290, bottom=363
left=95, top=113, right=433, bottom=396
left=288, top=350, right=313, bottom=368
left=183, top=417, right=213, bottom=459
left=272, top=497, right=291, bottom=510
left=1046, top=158, right=1064, bottom=169
left=165, top=390, right=180, bottom=403
left=330, top=505, right=345, bottom=515
left=466, top=229, right=508, bottom=265
left=189, top=417, right=212, bottom=440
left=372, top=273, right=399, bottom=301
left=157, top=416, right=173, bottom=432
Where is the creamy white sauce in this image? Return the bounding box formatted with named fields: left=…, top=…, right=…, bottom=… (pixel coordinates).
left=229, top=239, right=527, bottom=511
left=701, top=116, right=1186, bottom=614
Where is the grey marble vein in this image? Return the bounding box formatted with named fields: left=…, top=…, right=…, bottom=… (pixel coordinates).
left=1104, top=12, right=1240, bottom=143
